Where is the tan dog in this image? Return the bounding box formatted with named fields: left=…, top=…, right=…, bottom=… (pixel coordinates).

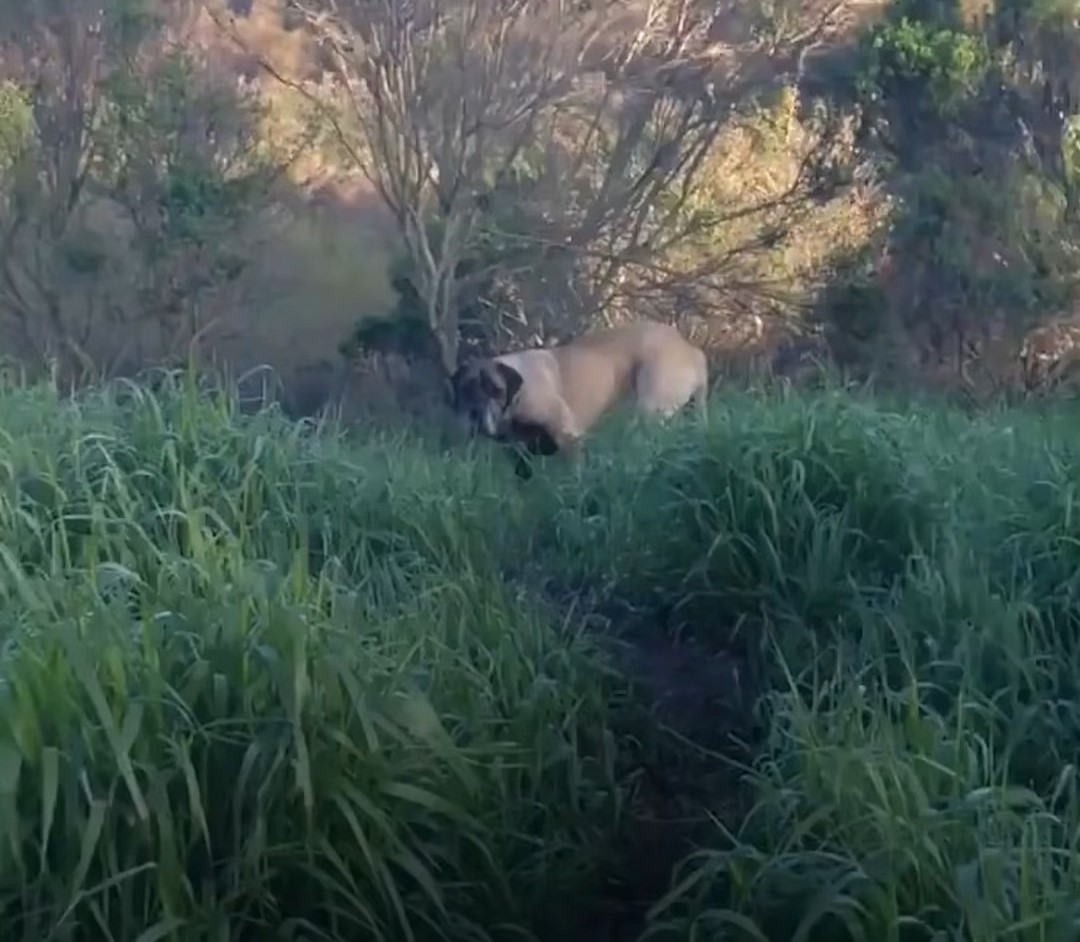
left=451, top=320, right=708, bottom=462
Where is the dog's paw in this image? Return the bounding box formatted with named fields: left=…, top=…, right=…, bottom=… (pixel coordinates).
left=511, top=451, right=535, bottom=480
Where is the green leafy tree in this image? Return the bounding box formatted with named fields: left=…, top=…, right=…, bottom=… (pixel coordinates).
left=0, top=0, right=280, bottom=381
left=0, top=82, right=32, bottom=174
left=95, top=50, right=281, bottom=367
left=857, top=16, right=989, bottom=120
left=821, top=0, right=1080, bottom=390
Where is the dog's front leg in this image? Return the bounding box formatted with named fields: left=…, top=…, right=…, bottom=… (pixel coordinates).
left=550, top=418, right=587, bottom=478
left=510, top=446, right=536, bottom=480
left=556, top=430, right=584, bottom=463
left=542, top=398, right=585, bottom=458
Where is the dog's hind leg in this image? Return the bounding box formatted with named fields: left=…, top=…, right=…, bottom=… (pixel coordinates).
left=635, top=361, right=703, bottom=422
left=633, top=365, right=675, bottom=420
left=689, top=379, right=708, bottom=420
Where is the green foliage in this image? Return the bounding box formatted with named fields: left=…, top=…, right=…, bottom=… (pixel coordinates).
left=347, top=251, right=446, bottom=363
left=0, top=0, right=278, bottom=374
left=0, top=82, right=32, bottom=174
left=339, top=310, right=440, bottom=362
left=997, top=0, right=1080, bottom=40
left=825, top=0, right=1080, bottom=388
left=833, top=0, right=1080, bottom=381
left=0, top=0, right=161, bottom=61
left=856, top=16, right=990, bottom=117
left=1064, top=115, right=1080, bottom=202
left=813, top=256, right=897, bottom=370
left=100, top=0, right=164, bottom=50
left=887, top=0, right=967, bottom=28
left=817, top=160, right=1080, bottom=377
left=100, top=50, right=271, bottom=246
left=910, top=165, right=1075, bottom=308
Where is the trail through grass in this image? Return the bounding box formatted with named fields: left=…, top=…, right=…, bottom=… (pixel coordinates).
left=3, top=375, right=1080, bottom=940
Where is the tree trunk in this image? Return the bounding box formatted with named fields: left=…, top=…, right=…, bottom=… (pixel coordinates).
left=428, top=269, right=460, bottom=376
left=434, top=310, right=459, bottom=376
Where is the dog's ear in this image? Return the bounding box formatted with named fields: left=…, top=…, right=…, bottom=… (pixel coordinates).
left=495, top=362, right=523, bottom=406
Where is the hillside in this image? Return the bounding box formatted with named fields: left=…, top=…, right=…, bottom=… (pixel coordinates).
left=4, top=1, right=1080, bottom=937
left=10, top=0, right=1079, bottom=407
left=187, top=0, right=1080, bottom=403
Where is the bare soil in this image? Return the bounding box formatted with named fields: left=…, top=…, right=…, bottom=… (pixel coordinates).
left=565, top=594, right=760, bottom=940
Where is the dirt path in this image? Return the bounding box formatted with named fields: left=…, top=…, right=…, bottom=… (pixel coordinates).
left=567, top=600, right=760, bottom=940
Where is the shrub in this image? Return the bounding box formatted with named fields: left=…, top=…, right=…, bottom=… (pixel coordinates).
left=0, top=81, right=32, bottom=174
left=856, top=16, right=990, bottom=118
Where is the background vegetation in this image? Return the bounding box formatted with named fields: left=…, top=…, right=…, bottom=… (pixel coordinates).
left=2, top=0, right=1078, bottom=402
left=4, top=0, right=1080, bottom=938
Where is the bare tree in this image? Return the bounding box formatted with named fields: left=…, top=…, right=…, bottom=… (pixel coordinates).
left=276, top=0, right=606, bottom=372
left=274, top=0, right=853, bottom=369
left=0, top=2, right=125, bottom=375
left=467, top=0, right=857, bottom=349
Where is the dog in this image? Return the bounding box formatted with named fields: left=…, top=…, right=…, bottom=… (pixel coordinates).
left=451, top=320, right=708, bottom=474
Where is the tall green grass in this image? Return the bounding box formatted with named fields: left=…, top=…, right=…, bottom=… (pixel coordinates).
left=0, top=377, right=620, bottom=941
left=541, top=393, right=1080, bottom=942
left=5, top=375, right=1080, bottom=940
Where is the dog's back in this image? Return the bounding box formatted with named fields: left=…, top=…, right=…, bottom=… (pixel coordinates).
left=546, top=326, right=643, bottom=429
left=551, top=321, right=706, bottom=425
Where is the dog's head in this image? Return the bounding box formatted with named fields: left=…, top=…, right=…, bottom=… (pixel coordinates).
left=450, top=358, right=524, bottom=439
